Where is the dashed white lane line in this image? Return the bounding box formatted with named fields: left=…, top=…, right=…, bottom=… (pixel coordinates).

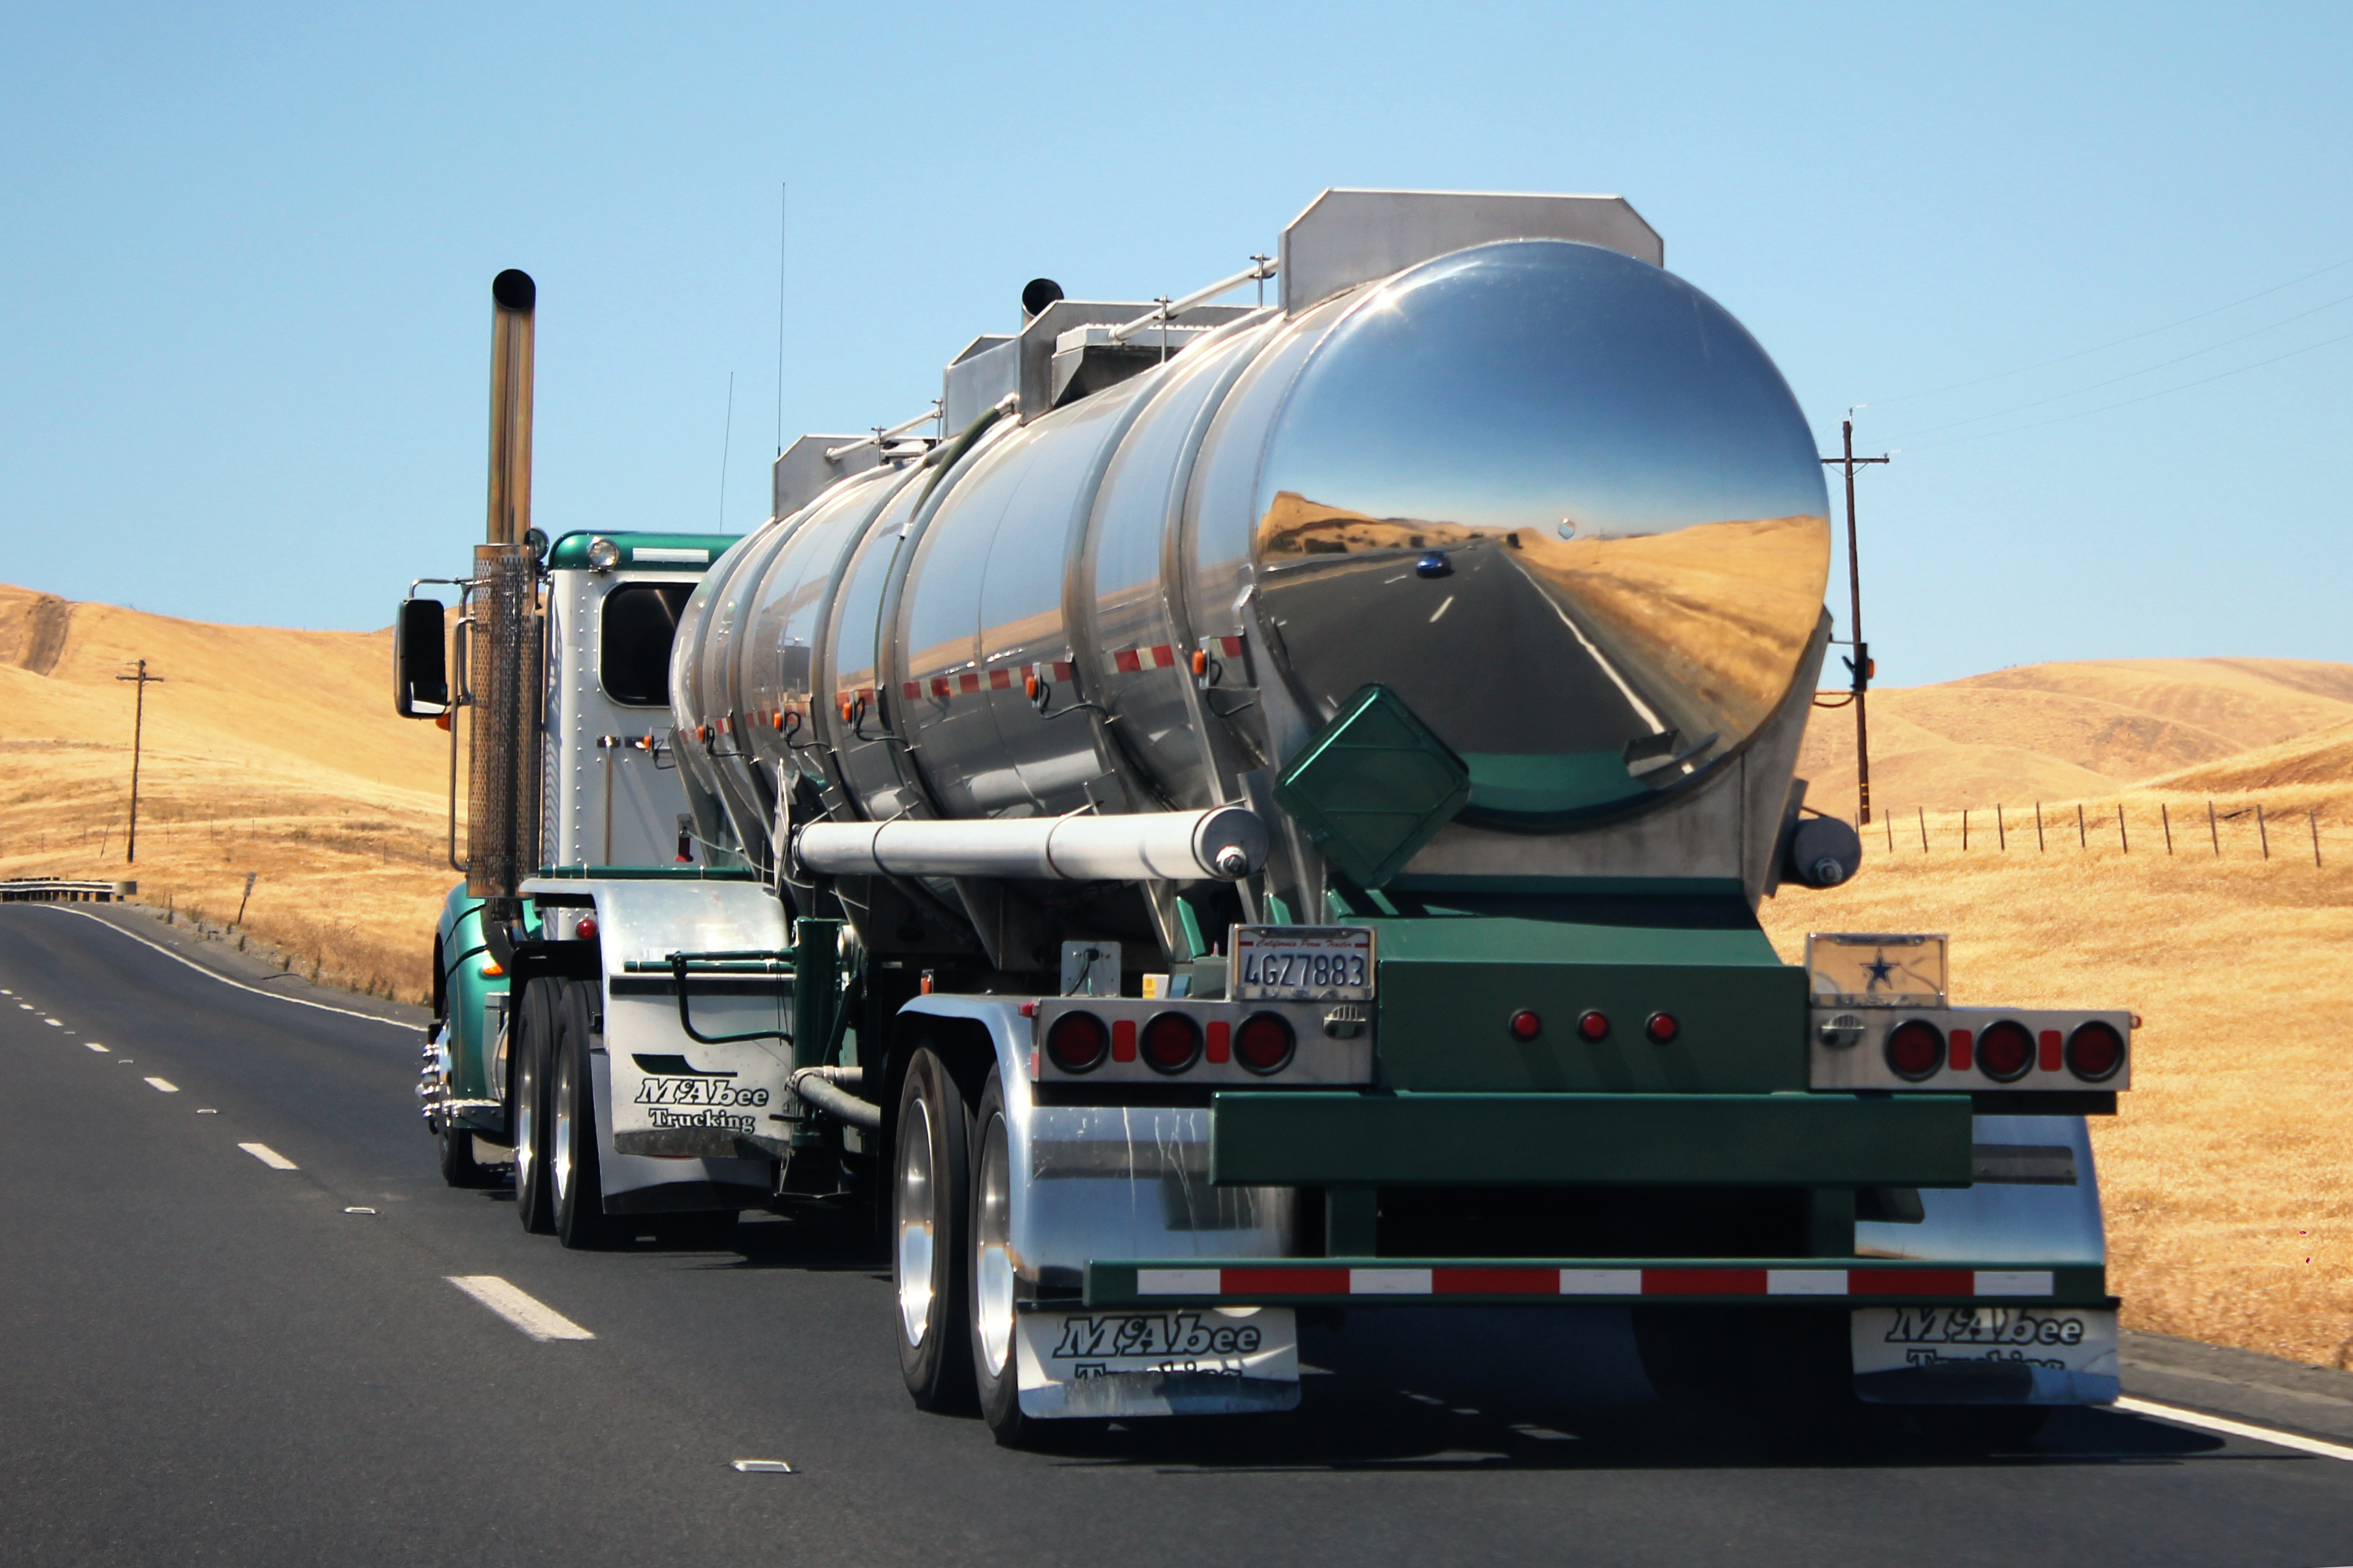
left=44, top=1019, right=62, bottom=1027
left=144, top=1077, right=178, bottom=1093
left=238, top=1142, right=298, bottom=1170
left=85, top=1042, right=109, bottom=1053
left=447, top=1276, right=596, bottom=1342
left=1428, top=594, right=1455, bottom=623
left=2116, top=1395, right=2353, bottom=1462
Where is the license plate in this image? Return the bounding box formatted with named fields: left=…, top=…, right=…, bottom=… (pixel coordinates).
left=1230, top=925, right=1375, bottom=1001
left=1852, top=1305, right=2117, bottom=1378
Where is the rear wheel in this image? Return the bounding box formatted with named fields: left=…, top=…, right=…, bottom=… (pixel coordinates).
left=894, top=1048, right=974, bottom=1411
left=511, top=983, right=556, bottom=1234
left=970, top=1070, right=1027, bottom=1445
left=552, top=978, right=611, bottom=1250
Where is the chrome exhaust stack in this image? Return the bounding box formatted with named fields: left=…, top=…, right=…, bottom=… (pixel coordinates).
left=467, top=269, right=543, bottom=900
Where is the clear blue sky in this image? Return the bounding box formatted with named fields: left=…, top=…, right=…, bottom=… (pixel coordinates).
left=4, top=1, right=2346, bottom=686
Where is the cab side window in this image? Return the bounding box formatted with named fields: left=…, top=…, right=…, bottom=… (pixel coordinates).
left=601, top=584, right=694, bottom=706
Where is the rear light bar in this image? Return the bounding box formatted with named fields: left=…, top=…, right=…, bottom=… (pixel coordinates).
left=1031, top=997, right=1371, bottom=1085
left=1816, top=1005, right=2132, bottom=1092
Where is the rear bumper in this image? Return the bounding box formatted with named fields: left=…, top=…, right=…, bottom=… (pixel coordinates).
left=1209, top=1091, right=1973, bottom=1188
left=1082, top=1258, right=2110, bottom=1310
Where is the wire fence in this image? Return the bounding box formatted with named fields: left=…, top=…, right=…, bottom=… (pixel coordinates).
left=1868, top=799, right=2335, bottom=867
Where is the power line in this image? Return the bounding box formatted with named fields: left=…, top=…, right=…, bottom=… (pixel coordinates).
left=1882, top=284, right=2353, bottom=443
left=1869, top=251, right=2353, bottom=408
left=1905, top=324, right=2353, bottom=451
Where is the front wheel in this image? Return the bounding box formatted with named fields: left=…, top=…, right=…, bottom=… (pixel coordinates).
left=894, top=1048, right=974, bottom=1411
left=551, top=978, right=611, bottom=1250
left=969, top=1069, right=1028, bottom=1444
left=511, top=983, right=556, bottom=1235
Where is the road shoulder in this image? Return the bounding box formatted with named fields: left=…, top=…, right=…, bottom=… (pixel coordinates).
left=2123, top=1327, right=2353, bottom=1448
left=60, top=900, right=431, bottom=1030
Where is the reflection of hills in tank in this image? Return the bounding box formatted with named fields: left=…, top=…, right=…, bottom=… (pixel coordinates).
left=1254, top=493, right=1484, bottom=557
left=1256, top=493, right=1830, bottom=738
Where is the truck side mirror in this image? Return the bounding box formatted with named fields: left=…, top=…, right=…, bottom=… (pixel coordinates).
left=394, top=597, right=449, bottom=718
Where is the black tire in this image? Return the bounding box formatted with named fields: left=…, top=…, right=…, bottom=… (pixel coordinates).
left=552, top=978, right=612, bottom=1250
left=894, top=1048, right=974, bottom=1411
left=969, top=1069, right=1028, bottom=1445
left=436, top=1113, right=488, bottom=1187
left=511, top=982, right=556, bottom=1235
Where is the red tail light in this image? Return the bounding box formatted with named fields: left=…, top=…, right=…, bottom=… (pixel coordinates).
left=1976, top=1019, right=2035, bottom=1082
left=1576, top=1010, right=1609, bottom=1042
left=1235, top=1012, right=1295, bottom=1075
left=1141, top=1011, right=1202, bottom=1074
left=1645, top=1012, right=1679, bottom=1044
left=1885, top=1018, right=1944, bottom=1081
left=2066, top=1021, right=2124, bottom=1082
left=1046, top=1011, right=1108, bottom=1074
left=1510, top=1010, right=1544, bottom=1041
left=573, top=916, right=598, bottom=941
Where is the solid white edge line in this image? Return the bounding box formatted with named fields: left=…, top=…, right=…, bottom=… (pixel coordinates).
left=2115, top=1395, right=2353, bottom=1461
left=446, top=1276, right=596, bottom=1342
left=238, top=1142, right=298, bottom=1170
left=38, top=905, right=414, bottom=1029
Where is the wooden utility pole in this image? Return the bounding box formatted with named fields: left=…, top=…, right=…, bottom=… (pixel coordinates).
left=116, top=660, right=165, bottom=863
left=1824, top=420, right=1890, bottom=823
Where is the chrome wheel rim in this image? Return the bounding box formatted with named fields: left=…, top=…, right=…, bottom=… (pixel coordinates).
left=551, top=1044, right=574, bottom=1203
left=514, top=1058, right=535, bottom=1199
left=896, top=1097, right=935, bottom=1347
left=974, top=1110, right=1015, bottom=1378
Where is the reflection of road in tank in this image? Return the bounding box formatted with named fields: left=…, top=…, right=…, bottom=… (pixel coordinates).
left=1258, top=537, right=1674, bottom=757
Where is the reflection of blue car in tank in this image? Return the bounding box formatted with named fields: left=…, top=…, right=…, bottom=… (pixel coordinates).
left=1414, top=550, right=1452, bottom=578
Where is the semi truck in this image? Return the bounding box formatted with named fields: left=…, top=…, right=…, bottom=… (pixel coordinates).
left=398, top=190, right=2130, bottom=1446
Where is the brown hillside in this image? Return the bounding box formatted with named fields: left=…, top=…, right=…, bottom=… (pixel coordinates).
left=1798, top=657, right=2353, bottom=815
left=0, top=584, right=456, bottom=1000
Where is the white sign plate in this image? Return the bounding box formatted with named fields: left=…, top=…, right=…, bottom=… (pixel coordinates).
left=1229, top=925, right=1375, bottom=1002
left=1852, top=1304, right=2118, bottom=1379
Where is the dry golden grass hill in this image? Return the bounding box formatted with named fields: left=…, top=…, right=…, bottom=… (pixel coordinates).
left=7, top=580, right=2352, bottom=1368
left=1797, top=657, right=2353, bottom=815
left=0, top=582, right=453, bottom=1001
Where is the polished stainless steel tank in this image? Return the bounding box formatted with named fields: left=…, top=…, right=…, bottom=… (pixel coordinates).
left=672, top=227, right=1831, bottom=918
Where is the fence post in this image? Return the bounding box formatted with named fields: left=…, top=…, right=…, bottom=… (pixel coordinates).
left=1918, top=806, right=1928, bottom=854
left=1963, top=809, right=1969, bottom=851
left=2315, top=809, right=2325, bottom=868
left=2119, top=806, right=2129, bottom=854
left=2162, top=802, right=2173, bottom=854
left=1885, top=814, right=1894, bottom=853
left=1998, top=804, right=2007, bottom=850
left=2258, top=804, right=2269, bottom=860
left=2077, top=804, right=2087, bottom=849
left=2208, top=799, right=2220, bottom=856
left=2036, top=801, right=2046, bottom=851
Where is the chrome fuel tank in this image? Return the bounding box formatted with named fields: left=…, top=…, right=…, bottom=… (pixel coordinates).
left=673, top=226, right=1830, bottom=907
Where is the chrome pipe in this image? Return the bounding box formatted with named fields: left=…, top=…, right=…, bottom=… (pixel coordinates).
left=796, top=807, right=1267, bottom=883
left=1106, top=257, right=1278, bottom=344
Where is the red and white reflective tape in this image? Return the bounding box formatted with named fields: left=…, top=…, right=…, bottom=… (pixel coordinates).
left=1110, top=643, right=1180, bottom=675
left=1132, top=1266, right=2056, bottom=1299
left=892, top=662, right=1075, bottom=705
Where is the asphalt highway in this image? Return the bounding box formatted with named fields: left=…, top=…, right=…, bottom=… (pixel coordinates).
left=6, top=903, right=2353, bottom=1567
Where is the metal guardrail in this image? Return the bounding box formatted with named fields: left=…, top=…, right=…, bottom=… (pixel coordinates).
left=0, top=878, right=137, bottom=904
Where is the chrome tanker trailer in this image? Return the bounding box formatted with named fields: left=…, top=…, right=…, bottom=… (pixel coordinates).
left=398, top=190, right=2131, bottom=1446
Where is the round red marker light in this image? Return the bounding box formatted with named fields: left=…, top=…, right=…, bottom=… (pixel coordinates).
left=1645, top=1011, right=1679, bottom=1044
left=1141, top=1011, right=1203, bottom=1074
left=573, top=916, right=598, bottom=941
left=2065, top=1021, right=2124, bottom=1082
left=1885, top=1018, right=1945, bottom=1081
left=1576, top=1009, right=1609, bottom=1042
left=1235, top=1012, right=1295, bottom=1075
left=1045, top=1011, right=1108, bottom=1074
left=1976, top=1019, right=2035, bottom=1082
left=1509, top=1010, right=1544, bottom=1041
